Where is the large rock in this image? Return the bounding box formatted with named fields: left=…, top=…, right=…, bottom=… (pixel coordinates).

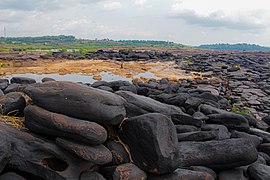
left=262, top=115, right=270, bottom=126
left=56, top=138, right=112, bottom=165
left=0, top=89, right=3, bottom=96
left=175, top=125, right=198, bottom=133
left=0, top=138, right=10, bottom=173
left=201, top=124, right=231, bottom=140
left=0, top=172, right=26, bottom=180
left=0, top=124, right=95, bottom=180
left=0, top=79, right=8, bottom=84
left=24, top=81, right=126, bottom=125
left=0, top=82, right=8, bottom=91
left=177, top=131, right=218, bottom=141
left=258, top=143, right=270, bottom=157
left=79, top=171, right=105, bottom=180
left=148, top=168, right=215, bottom=180
left=115, top=91, right=183, bottom=117
left=230, top=130, right=263, bottom=145
left=171, top=114, right=203, bottom=127
left=177, top=138, right=258, bottom=170
left=0, top=92, right=26, bottom=116
left=104, top=140, right=130, bottom=166
left=113, top=163, right=147, bottom=180
left=249, top=128, right=270, bottom=143
left=120, top=113, right=179, bottom=174
left=199, top=104, right=227, bottom=115
left=24, top=105, right=107, bottom=145
left=3, top=84, right=27, bottom=94
left=218, top=169, right=246, bottom=180
left=207, top=113, right=250, bottom=132
left=10, top=77, right=36, bottom=84
left=188, top=166, right=217, bottom=179
left=248, top=163, right=270, bottom=180
left=100, top=163, right=147, bottom=180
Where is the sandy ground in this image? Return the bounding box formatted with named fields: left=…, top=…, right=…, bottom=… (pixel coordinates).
left=0, top=59, right=198, bottom=82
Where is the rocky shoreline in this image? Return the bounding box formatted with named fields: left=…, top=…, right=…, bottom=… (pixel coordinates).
left=0, top=74, right=270, bottom=179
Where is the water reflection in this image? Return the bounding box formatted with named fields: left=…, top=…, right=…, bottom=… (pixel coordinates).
left=3, top=71, right=158, bottom=83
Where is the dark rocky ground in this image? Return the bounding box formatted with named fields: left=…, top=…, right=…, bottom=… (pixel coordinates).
left=0, top=49, right=270, bottom=179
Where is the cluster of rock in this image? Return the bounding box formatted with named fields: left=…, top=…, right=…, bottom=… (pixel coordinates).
left=178, top=51, right=270, bottom=118
left=0, top=76, right=270, bottom=179
left=41, top=50, right=179, bottom=61
left=0, top=52, right=38, bottom=61
left=84, top=49, right=178, bottom=61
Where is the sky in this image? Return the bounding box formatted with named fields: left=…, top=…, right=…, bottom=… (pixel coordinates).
left=0, top=0, right=270, bottom=46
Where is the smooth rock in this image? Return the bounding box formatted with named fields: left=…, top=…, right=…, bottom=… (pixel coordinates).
left=0, top=79, right=8, bottom=84
left=0, top=172, right=26, bottom=180
left=193, top=111, right=209, bottom=121
left=259, top=152, right=270, bottom=165
left=177, top=138, right=258, bottom=170
left=79, top=171, right=105, bottom=180
left=147, top=168, right=214, bottom=180
left=151, top=93, right=188, bottom=107
left=3, top=84, right=27, bottom=94
left=219, top=169, right=246, bottom=180
left=201, top=124, right=231, bottom=140
left=24, top=105, right=107, bottom=145
left=120, top=113, right=178, bottom=174
left=249, top=128, right=270, bottom=143
left=262, top=115, right=270, bottom=126
left=116, top=91, right=183, bottom=117
left=0, top=138, right=10, bottom=173
left=258, top=143, right=270, bottom=157
left=10, top=77, right=36, bottom=84
left=113, top=163, right=147, bottom=180
left=56, top=138, right=112, bottom=165
left=97, top=86, right=114, bottom=92
left=188, top=166, right=217, bottom=180
left=0, top=124, right=95, bottom=180
left=171, top=114, right=203, bottom=127
left=248, top=163, right=270, bottom=180
left=207, top=113, right=250, bottom=132
left=0, top=83, right=8, bottom=91
left=0, top=92, right=26, bottom=116
left=199, top=104, right=228, bottom=115
left=175, top=125, right=198, bottom=133
left=104, top=140, right=130, bottom=165
left=100, top=163, right=147, bottom=180
left=177, top=131, right=218, bottom=141
left=24, top=81, right=126, bottom=125
left=42, top=77, right=56, bottom=83
left=230, top=130, right=262, bottom=145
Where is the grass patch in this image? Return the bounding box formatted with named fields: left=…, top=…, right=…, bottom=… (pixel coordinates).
left=231, top=106, right=252, bottom=117
left=0, top=115, right=24, bottom=129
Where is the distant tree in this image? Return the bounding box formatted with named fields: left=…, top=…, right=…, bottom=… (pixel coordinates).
left=198, top=43, right=270, bottom=51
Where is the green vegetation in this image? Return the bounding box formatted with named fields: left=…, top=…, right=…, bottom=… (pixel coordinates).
left=0, top=35, right=188, bottom=53
left=198, top=43, right=270, bottom=51
left=231, top=106, right=252, bottom=117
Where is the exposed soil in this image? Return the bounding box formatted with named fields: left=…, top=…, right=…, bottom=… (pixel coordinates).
left=0, top=59, right=198, bottom=82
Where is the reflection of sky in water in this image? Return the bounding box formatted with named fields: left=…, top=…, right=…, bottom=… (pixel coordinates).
left=3, top=72, right=158, bottom=84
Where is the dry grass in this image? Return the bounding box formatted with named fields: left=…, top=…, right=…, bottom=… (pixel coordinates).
left=0, top=115, right=24, bottom=129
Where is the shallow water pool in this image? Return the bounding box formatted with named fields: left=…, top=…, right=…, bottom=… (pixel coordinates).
left=2, top=71, right=158, bottom=84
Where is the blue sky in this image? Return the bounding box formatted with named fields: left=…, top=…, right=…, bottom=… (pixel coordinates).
left=0, top=0, right=270, bottom=46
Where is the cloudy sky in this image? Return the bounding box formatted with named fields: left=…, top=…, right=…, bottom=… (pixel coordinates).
left=1, top=0, right=270, bottom=46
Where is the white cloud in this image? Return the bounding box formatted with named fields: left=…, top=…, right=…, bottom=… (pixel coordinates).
left=170, top=0, right=270, bottom=31
left=135, top=0, right=147, bottom=6
left=102, top=1, right=123, bottom=11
